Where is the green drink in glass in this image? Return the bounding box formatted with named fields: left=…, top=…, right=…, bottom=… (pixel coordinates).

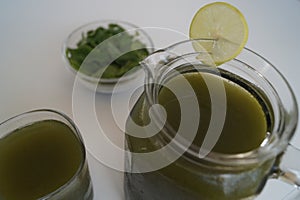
left=124, top=40, right=299, bottom=200
left=0, top=110, right=93, bottom=200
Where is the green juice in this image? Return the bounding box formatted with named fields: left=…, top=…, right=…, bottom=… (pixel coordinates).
left=0, top=120, right=84, bottom=200
left=158, top=72, right=267, bottom=154
left=125, top=71, right=274, bottom=200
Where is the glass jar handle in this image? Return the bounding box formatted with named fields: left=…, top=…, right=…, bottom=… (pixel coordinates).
left=274, top=144, right=300, bottom=187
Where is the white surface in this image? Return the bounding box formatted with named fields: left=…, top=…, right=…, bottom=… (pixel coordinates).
left=1, top=0, right=300, bottom=199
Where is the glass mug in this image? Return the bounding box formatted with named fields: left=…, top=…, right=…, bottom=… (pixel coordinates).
left=124, top=39, right=299, bottom=200
left=0, top=109, right=93, bottom=200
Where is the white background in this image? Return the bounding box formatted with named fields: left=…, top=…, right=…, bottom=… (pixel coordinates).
left=0, top=0, right=300, bottom=199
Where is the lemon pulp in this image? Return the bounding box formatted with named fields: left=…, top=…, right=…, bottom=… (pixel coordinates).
left=189, top=2, right=249, bottom=65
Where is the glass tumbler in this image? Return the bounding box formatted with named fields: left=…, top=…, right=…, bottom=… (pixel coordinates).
left=0, top=109, right=93, bottom=200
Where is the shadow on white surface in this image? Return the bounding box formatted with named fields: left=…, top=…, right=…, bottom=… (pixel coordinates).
left=88, top=152, right=124, bottom=200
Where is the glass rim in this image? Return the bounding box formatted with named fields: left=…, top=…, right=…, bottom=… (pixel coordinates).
left=144, top=39, right=298, bottom=167
left=0, top=109, right=87, bottom=199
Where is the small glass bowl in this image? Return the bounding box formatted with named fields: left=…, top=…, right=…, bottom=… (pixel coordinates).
left=62, top=20, right=154, bottom=93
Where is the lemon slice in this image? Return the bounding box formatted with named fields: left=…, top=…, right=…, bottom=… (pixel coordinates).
left=189, top=2, right=248, bottom=65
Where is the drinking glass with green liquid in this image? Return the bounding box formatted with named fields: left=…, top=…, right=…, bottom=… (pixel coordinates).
left=124, top=39, right=300, bottom=200
left=0, top=109, right=93, bottom=200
